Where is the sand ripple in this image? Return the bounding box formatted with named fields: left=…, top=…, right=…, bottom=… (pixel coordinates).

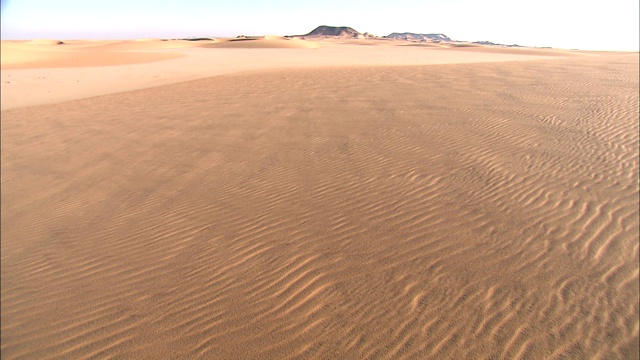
left=1, top=53, right=638, bottom=358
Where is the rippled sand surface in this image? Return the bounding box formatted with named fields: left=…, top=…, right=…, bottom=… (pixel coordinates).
left=1, top=43, right=638, bottom=359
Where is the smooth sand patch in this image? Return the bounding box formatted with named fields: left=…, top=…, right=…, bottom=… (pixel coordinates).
left=203, top=37, right=320, bottom=48
left=0, top=40, right=195, bottom=69
left=1, top=41, right=638, bottom=359
left=1, top=39, right=577, bottom=110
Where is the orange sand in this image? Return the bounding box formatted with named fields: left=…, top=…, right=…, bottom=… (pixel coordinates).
left=1, top=38, right=638, bottom=359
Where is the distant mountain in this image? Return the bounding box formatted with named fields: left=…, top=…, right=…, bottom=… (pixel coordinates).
left=386, top=33, right=451, bottom=42
left=295, top=25, right=363, bottom=38
left=473, top=40, right=523, bottom=47
left=288, top=27, right=529, bottom=48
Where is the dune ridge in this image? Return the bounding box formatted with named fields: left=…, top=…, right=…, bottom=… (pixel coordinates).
left=1, top=47, right=638, bottom=358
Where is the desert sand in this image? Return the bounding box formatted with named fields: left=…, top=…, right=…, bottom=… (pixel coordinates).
left=1, top=37, right=638, bottom=359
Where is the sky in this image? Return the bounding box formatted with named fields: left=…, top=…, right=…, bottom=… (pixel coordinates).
left=1, top=0, right=638, bottom=51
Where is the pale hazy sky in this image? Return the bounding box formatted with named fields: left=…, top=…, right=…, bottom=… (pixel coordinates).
left=1, top=0, right=638, bottom=50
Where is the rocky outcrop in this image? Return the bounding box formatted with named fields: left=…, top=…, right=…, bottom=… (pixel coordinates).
left=386, top=33, right=451, bottom=42
left=298, top=26, right=363, bottom=38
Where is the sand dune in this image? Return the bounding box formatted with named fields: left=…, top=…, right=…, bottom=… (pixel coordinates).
left=26, top=39, right=65, bottom=45
left=203, top=37, right=319, bottom=49
left=0, top=40, right=190, bottom=69
left=1, top=40, right=638, bottom=359
left=72, top=39, right=207, bottom=51
left=1, top=40, right=573, bottom=110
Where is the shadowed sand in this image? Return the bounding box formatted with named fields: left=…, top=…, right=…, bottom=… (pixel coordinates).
left=1, top=38, right=638, bottom=359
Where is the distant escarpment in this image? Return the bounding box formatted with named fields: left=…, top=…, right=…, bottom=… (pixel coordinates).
left=292, top=25, right=366, bottom=38
left=386, top=32, right=451, bottom=42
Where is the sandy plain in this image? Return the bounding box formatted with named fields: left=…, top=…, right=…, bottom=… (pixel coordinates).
left=1, top=37, right=638, bottom=359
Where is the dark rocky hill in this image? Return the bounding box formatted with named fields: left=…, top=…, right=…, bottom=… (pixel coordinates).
left=386, top=32, right=451, bottom=42
left=298, top=26, right=362, bottom=38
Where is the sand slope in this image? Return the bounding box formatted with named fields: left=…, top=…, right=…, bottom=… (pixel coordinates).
left=203, top=36, right=320, bottom=48
left=1, top=40, right=572, bottom=111
left=0, top=40, right=197, bottom=69
left=1, top=47, right=638, bottom=358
